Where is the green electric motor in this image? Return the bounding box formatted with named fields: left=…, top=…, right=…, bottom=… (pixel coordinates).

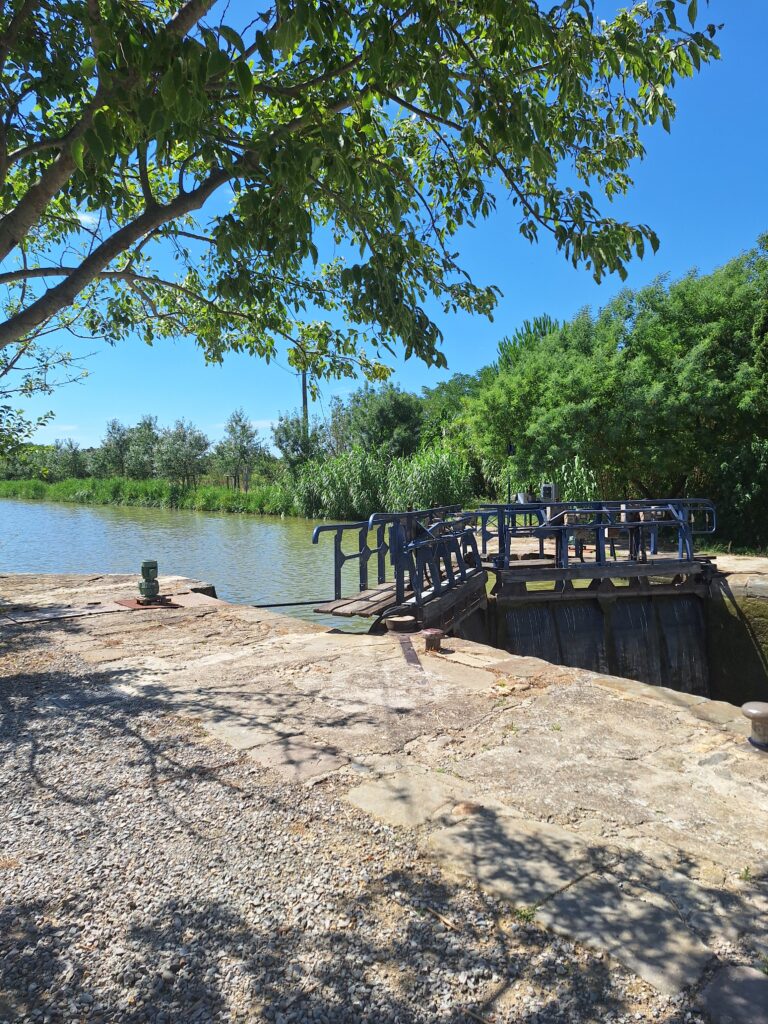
left=138, top=559, right=160, bottom=603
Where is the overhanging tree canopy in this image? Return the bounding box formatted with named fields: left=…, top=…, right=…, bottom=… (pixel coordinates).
left=0, top=0, right=719, bottom=392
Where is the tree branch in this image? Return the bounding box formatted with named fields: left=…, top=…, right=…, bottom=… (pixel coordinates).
left=0, top=83, right=368, bottom=349
left=137, top=144, right=157, bottom=208
left=0, top=0, right=38, bottom=75
left=167, top=0, right=217, bottom=38
left=0, top=0, right=217, bottom=264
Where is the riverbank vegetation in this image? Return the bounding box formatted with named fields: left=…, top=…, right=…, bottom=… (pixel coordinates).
left=0, top=448, right=474, bottom=519
left=2, top=238, right=768, bottom=546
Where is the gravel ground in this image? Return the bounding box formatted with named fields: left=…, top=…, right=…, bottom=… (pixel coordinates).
left=1, top=627, right=710, bottom=1024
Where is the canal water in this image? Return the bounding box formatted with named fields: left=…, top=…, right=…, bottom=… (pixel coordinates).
left=0, top=498, right=365, bottom=627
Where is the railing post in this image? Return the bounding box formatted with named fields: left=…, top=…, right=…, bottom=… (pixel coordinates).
left=333, top=531, right=343, bottom=600
left=391, top=524, right=406, bottom=605
left=358, top=525, right=369, bottom=592
left=595, top=513, right=606, bottom=566
left=377, top=523, right=388, bottom=584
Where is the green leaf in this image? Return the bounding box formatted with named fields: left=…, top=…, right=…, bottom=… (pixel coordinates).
left=254, top=30, right=272, bottom=63
left=688, top=0, right=698, bottom=27
left=83, top=127, right=104, bottom=165
left=206, top=49, right=229, bottom=79
left=234, top=60, right=253, bottom=101
left=219, top=25, right=245, bottom=53
left=274, top=18, right=300, bottom=56
left=93, top=110, right=113, bottom=154
left=160, top=69, right=176, bottom=103
left=71, top=138, right=85, bottom=172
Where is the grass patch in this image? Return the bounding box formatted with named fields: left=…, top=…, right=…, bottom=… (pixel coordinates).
left=0, top=477, right=295, bottom=515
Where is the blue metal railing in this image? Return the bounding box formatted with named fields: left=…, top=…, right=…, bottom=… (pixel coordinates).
left=475, top=498, right=716, bottom=570
left=313, top=499, right=716, bottom=605
left=313, top=505, right=482, bottom=605
left=383, top=514, right=482, bottom=605
left=311, top=520, right=391, bottom=599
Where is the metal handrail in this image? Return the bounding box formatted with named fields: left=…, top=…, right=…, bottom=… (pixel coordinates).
left=311, top=520, right=390, bottom=599
left=475, top=499, right=716, bottom=569
left=313, top=498, right=716, bottom=603
left=389, top=518, right=482, bottom=605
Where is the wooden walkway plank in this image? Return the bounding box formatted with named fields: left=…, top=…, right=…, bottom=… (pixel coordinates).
left=496, top=559, right=704, bottom=584
left=313, top=566, right=486, bottom=619
left=314, top=583, right=402, bottom=618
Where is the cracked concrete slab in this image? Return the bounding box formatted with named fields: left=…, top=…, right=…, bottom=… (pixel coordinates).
left=427, top=811, right=608, bottom=906
left=346, top=770, right=469, bottom=827
left=698, top=965, right=768, bottom=1024
left=536, top=872, right=713, bottom=995
left=247, top=736, right=348, bottom=781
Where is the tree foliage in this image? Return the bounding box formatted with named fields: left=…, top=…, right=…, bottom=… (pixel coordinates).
left=124, top=414, right=159, bottom=479
left=334, top=384, right=424, bottom=458
left=420, top=373, right=483, bottom=447
left=0, top=0, right=719, bottom=415
left=495, top=314, right=561, bottom=371
left=271, top=411, right=326, bottom=472
left=0, top=338, right=87, bottom=455
left=465, top=236, right=768, bottom=543
left=154, top=418, right=210, bottom=486
left=90, top=418, right=130, bottom=477
left=213, top=408, right=271, bottom=490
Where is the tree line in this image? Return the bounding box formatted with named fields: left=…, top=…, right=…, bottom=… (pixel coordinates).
left=0, top=411, right=279, bottom=490
left=2, top=236, right=768, bottom=547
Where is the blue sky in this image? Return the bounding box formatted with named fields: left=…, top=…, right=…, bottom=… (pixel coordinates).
left=23, top=0, right=768, bottom=448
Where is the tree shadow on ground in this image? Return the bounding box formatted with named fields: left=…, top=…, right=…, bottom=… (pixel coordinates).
left=3, top=605, right=478, bottom=786
left=1, top=663, right=717, bottom=1023
left=0, top=887, right=668, bottom=1024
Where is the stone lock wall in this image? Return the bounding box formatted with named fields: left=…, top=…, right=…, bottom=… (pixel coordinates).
left=456, top=573, right=768, bottom=706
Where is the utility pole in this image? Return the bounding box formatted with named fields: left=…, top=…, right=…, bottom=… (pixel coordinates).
left=301, top=369, right=309, bottom=441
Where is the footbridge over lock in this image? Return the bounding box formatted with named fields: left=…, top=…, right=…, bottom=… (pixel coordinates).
left=312, top=498, right=720, bottom=697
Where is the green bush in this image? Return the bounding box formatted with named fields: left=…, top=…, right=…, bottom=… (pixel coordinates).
left=0, top=478, right=47, bottom=499
left=0, top=477, right=292, bottom=515
left=385, top=448, right=474, bottom=511
left=294, top=448, right=387, bottom=519
left=291, top=447, right=472, bottom=518
left=0, top=450, right=475, bottom=520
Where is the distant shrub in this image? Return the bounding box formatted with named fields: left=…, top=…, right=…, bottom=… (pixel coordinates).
left=385, top=448, right=473, bottom=511
left=0, top=450, right=475, bottom=521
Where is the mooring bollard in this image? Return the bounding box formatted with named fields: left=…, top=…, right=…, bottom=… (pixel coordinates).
left=421, top=628, right=444, bottom=653
left=741, top=701, right=768, bottom=751
left=384, top=614, right=418, bottom=633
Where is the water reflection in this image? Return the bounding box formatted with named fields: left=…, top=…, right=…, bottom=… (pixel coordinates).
left=0, top=498, right=368, bottom=628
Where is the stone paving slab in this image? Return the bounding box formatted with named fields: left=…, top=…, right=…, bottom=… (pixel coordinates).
left=611, top=858, right=755, bottom=946
left=645, top=686, right=708, bottom=709
left=690, top=699, right=745, bottom=727
left=426, top=811, right=606, bottom=906
left=698, top=965, right=768, bottom=1024
left=347, top=770, right=469, bottom=828
left=1, top=601, right=128, bottom=623
left=247, top=736, right=348, bottom=781
left=536, top=872, right=713, bottom=995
